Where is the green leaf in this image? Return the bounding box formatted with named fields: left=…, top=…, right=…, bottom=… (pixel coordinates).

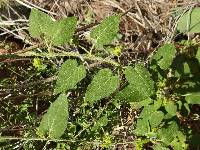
left=171, top=135, right=188, bottom=150
left=153, top=144, right=169, bottom=150
left=152, top=44, right=176, bottom=69
left=124, top=65, right=155, bottom=100
left=145, top=132, right=157, bottom=139
left=158, top=121, right=179, bottom=145
left=47, top=17, right=77, bottom=46
left=139, top=99, right=163, bottom=119
left=91, top=115, right=108, bottom=131
left=29, top=9, right=77, bottom=46
left=134, top=119, right=149, bottom=136
left=164, top=113, right=174, bottom=120
left=29, top=9, right=53, bottom=38
left=115, top=65, right=155, bottom=102
left=177, top=131, right=187, bottom=144
left=148, top=111, right=164, bottom=128
left=85, top=69, right=119, bottom=104
left=115, top=84, right=142, bottom=102
left=177, top=8, right=200, bottom=33
left=38, top=94, right=68, bottom=139
left=171, top=131, right=188, bottom=150
left=171, top=140, right=184, bottom=150
left=130, top=98, right=153, bottom=109
left=54, top=59, right=86, bottom=94
left=183, top=103, right=190, bottom=115
left=173, top=54, right=200, bottom=77
left=90, top=15, right=120, bottom=48
left=185, top=93, right=200, bottom=104
left=177, top=101, right=182, bottom=110
left=165, top=101, right=177, bottom=116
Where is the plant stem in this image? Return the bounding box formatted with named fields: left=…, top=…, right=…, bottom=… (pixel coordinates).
left=17, top=51, right=120, bottom=67
left=0, top=136, right=75, bottom=142
left=0, top=136, right=136, bottom=146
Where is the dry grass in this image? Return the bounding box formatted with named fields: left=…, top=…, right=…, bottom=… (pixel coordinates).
left=1, top=0, right=199, bottom=54
left=0, top=0, right=199, bottom=62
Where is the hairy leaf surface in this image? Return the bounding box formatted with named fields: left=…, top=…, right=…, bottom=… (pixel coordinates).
left=135, top=110, right=164, bottom=136
left=153, top=144, right=169, bottom=150
left=47, top=17, right=77, bottom=46
left=90, top=15, right=120, bottom=48
left=130, top=98, right=153, bottom=109
left=124, top=65, right=155, bottom=100
left=148, top=111, right=164, bottom=128
left=29, top=9, right=53, bottom=38
left=165, top=101, right=177, bottom=116
left=91, top=115, right=108, bottom=131
left=54, top=59, right=86, bottom=94
left=85, top=69, right=119, bottom=104
left=153, top=44, right=176, bottom=69
left=38, top=94, right=68, bottom=139
left=29, top=9, right=77, bottom=46
left=139, top=100, right=162, bottom=119
left=134, top=119, right=149, bottom=136
left=115, top=84, right=141, bottom=102
left=158, top=121, right=179, bottom=145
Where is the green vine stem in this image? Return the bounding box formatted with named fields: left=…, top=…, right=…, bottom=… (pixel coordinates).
left=16, top=51, right=120, bottom=67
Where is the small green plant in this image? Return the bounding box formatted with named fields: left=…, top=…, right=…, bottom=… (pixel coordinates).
left=1, top=8, right=200, bottom=149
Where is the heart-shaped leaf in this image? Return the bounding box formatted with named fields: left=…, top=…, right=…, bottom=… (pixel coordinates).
left=85, top=69, right=120, bottom=104
left=38, top=94, right=68, bottom=139
left=152, top=44, right=176, bottom=70
left=29, top=9, right=77, bottom=46
left=54, top=59, right=86, bottom=94
left=90, top=15, right=120, bottom=48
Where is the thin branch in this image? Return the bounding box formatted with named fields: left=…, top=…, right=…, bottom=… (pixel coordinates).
left=11, top=43, right=44, bottom=54
left=15, top=0, right=58, bottom=16
left=0, top=26, right=31, bottom=44
left=121, top=6, right=136, bottom=17
left=0, top=136, right=136, bottom=146
left=0, top=27, right=28, bottom=36
left=76, top=22, right=98, bottom=32
left=0, top=19, right=28, bottom=26
left=0, top=136, right=76, bottom=142
left=15, top=51, right=120, bottom=67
